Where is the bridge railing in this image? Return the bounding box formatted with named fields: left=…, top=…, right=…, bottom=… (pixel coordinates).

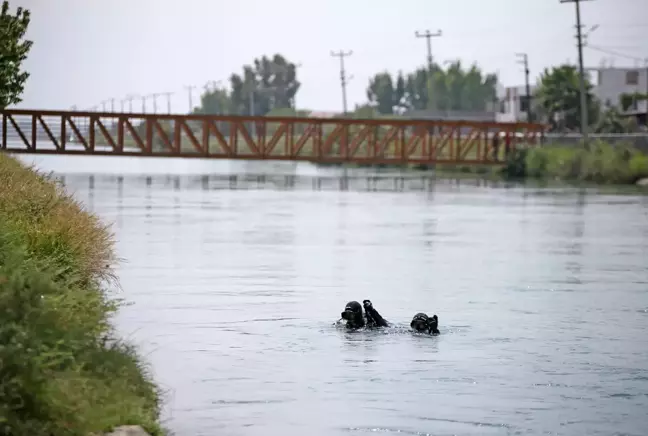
left=1, top=109, right=546, bottom=164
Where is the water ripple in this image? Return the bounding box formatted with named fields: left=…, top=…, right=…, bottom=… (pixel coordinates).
left=53, top=169, right=648, bottom=436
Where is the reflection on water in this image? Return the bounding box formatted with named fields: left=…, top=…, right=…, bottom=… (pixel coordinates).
left=50, top=165, right=648, bottom=436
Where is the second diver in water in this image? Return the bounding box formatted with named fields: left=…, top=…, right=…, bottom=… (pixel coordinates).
left=410, top=312, right=440, bottom=335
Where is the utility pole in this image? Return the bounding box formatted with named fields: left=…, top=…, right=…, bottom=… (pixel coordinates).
left=123, top=95, right=138, bottom=113
left=161, top=92, right=173, bottom=114
left=110, top=98, right=115, bottom=112
left=415, top=29, right=442, bottom=72
left=184, top=85, right=197, bottom=113
left=198, top=80, right=223, bottom=115
left=415, top=29, right=442, bottom=111
left=560, top=0, right=592, bottom=145
left=141, top=95, right=147, bottom=113
left=147, top=93, right=163, bottom=113
left=157, top=92, right=174, bottom=115
left=515, top=53, right=533, bottom=122
left=121, top=95, right=135, bottom=113
left=330, top=50, right=353, bottom=115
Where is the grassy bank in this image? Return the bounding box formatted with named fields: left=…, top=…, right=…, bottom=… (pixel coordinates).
left=500, top=141, right=648, bottom=185
left=0, top=153, right=162, bottom=436
left=317, top=141, right=648, bottom=187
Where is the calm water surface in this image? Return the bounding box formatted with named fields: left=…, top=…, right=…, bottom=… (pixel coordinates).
left=24, top=156, right=648, bottom=436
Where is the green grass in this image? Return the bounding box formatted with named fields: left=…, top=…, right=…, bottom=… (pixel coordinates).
left=501, top=140, right=648, bottom=185
left=0, top=153, right=163, bottom=436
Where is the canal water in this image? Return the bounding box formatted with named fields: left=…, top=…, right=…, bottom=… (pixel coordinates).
left=20, top=155, right=648, bottom=436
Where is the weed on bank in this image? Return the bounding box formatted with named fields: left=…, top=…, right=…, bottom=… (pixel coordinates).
left=0, top=153, right=162, bottom=436
left=502, top=140, right=648, bottom=184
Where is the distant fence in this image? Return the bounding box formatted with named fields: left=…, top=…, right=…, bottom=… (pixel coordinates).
left=542, top=133, right=648, bottom=153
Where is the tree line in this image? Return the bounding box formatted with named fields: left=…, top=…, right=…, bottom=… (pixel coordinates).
left=193, top=53, right=646, bottom=134
left=193, top=53, right=500, bottom=119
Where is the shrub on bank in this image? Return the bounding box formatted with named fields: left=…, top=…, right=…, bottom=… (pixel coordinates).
left=0, top=153, right=162, bottom=436
left=501, top=141, right=648, bottom=184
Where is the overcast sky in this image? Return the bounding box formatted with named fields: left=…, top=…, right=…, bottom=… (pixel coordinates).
left=11, top=0, right=648, bottom=113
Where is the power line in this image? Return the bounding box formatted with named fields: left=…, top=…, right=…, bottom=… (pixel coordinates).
left=593, top=22, right=648, bottom=29
left=515, top=53, right=533, bottom=122
left=587, top=45, right=646, bottom=63
left=560, top=0, right=593, bottom=145
left=330, top=50, right=353, bottom=115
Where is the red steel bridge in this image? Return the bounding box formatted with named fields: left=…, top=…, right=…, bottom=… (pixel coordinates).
left=1, top=109, right=546, bottom=165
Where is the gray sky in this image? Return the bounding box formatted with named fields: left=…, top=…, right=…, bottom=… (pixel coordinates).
left=12, top=0, right=648, bottom=113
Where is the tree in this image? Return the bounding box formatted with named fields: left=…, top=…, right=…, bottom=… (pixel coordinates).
left=351, top=104, right=380, bottom=118
left=619, top=92, right=648, bottom=113
left=229, top=54, right=300, bottom=116
left=404, top=67, right=430, bottom=110
left=428, top=61, right=498, bottom=112
left=367, top=62, right=499, bottom=115
left=594, top=99, right=644, bottom=134
left=0, top=1, right=32, bottom=109
left=366, top=71, right=406, bottom=115
left=193, top=87, right=233, bottom=115
left=594, top=102, right=629, bottom=133
left=190, top=53, right=302, bottom=117
left=534, top=64, right=600, bottom=132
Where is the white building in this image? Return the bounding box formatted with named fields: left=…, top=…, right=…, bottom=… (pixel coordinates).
left=495, top=67, right=648, bottom=123
left=495, top=84, right=538, bottom=123
left=590, top=67, right=648, bottom=116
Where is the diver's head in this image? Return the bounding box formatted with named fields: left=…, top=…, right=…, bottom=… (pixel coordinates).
left=410, top=313, right=429, bottom=332
left=411, top=313, right=439, bottom=335
left=341, top=301, right=364, bottom=328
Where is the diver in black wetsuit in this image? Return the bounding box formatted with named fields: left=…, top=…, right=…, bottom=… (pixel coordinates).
left=410, top=312, right=440, bottom=335
left=340, top=299, right=390, bottom=329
